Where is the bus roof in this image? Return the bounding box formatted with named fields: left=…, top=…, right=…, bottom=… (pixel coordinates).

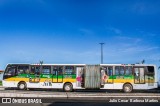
left=100, top=64, right=156, bottom=66
left=6, top=63, right=156, bottom=66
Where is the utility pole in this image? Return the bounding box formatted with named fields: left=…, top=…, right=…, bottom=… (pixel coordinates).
left=99, top=43, right=105, bottom=64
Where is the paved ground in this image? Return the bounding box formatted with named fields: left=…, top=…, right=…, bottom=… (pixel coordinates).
left=0, top=88, right=160, bottom=106
left=0, top=88, right=160, bottom=99
left=1, top=103, right=160, bottom=106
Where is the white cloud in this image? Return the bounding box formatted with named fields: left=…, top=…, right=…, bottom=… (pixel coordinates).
left=121, top=46, right=159, bottom=53
left=131, top=1, right=160, bottom=15
left=132, top=2, right=146, bottom=13
left=79, top=28, right=94, bottom=36
left=107, top=27, right=122, bottom=35
left=115, top=36, right=141, bottom=41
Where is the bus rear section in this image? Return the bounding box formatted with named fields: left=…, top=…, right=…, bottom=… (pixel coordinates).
left=100, top=64, right=158, bottom=92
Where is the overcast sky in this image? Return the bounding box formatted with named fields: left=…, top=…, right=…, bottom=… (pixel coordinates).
left=0, top=0, right=160, bottom=69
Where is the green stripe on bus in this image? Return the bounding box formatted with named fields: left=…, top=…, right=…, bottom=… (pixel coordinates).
left=12, top=74, right=77, bottom=79
left=109, top=75, right=134, bottom=79
left=12, top=74, right=134, bottom=79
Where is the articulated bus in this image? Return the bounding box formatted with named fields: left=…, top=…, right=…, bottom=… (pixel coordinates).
left=2, top=64, right=158, bottom=92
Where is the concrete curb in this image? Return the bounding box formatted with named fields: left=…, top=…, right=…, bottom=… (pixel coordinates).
left=0, top=92, right=160, bottom=98
left=0, top=93, right=67, bottom=98
left=0, top=86, right=5, bottom=90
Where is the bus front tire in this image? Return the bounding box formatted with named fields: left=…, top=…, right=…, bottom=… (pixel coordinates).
left=18, top=82, right=27, bottom=90
left=123, top=83, right=133, bottom=93
left=63, top=83, right=73, bottom=92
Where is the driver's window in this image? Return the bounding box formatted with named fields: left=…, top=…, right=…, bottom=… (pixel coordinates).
left=5, top=67, right=16, bottom=76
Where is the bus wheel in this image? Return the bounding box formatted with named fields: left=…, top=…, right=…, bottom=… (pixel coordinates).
left=63, top=83, right=73, bottom=92
left=18, top=82, right=27, bottom=90
left=123, top=83, right=133, bottom=93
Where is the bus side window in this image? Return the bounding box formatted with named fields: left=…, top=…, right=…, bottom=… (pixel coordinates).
left=42, top=66, right=51, bottom=74
left=35, top=67, right=40, bottom=75
left=108, top=67, right=113, bottom=76
left=53, top=66, right=57, bottom=75
left=119, top=66, right=125, bottom=75
left=125, top=66, right=132, bottom=75
left=115, top=66, right=119, bottom=75
left=64, top=66, right=75, bottom=75
left=30, top=66, right=40, bottom=75
left=147, top=66, right=154, bottom=74
left=115, top=66, right=125, bottom=75
left=17, top=66, right=29, bottom=75
left=103, top=67, right=108, bottom=76
left=58, top=67, right=63, bottom=75
left=31, top=67, right=35, bottom=74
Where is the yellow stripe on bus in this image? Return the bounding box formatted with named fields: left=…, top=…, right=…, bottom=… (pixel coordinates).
left=4, top=78, right=155, bottom=83
left=4, top=78, right=76, bottom=83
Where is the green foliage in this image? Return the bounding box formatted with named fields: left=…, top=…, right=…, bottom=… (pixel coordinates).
left=0, top=81, right=2, bottom=86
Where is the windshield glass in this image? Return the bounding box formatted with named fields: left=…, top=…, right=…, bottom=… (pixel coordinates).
left=3, top=65, right=16, bottom=79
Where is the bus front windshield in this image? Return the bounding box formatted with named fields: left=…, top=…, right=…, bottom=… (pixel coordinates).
left=3, top=66, right=16, bottom=79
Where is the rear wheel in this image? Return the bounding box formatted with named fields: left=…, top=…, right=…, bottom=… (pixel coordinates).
left=123, top=83, right=133, bottom=93
left=63, top=83, right=73, bottom=92
left=18, top=82, right=27, bottom=90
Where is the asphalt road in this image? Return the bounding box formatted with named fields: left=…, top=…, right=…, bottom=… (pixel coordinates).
left=0, top=88, right=160, bottom=106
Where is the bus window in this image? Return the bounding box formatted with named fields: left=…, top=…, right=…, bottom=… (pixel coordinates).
left=101, top=66, right=113, bottom=84
left=119, top=66, right=125, bottom=75
left=108, top=67, right=113, bottom=76
left=3, top=66, right=17, bottom=79
left=146, top=66, right=154, bottom=86
left=64, top=66, right=75, bottom=75
left=30, top=66, right=40, bottom=75
left=42, top=66, right=51, bottom=74
left=102, top=67, right=113, bottom=76
left=52, top=66, right=63, bottom=75
left=125, top=66, right=132, bottom=75
left=115, top=66, right=119, bottom=75
left=5, top=67, right=16, bottom=76
left=115, top=66, right=125, bottom=75
left=31, top=67, right=35, bottom=74
left=147, top=66, right=154, bottom=74
left=53, top=66, right=58, bottom=75
left=58, top=67, right=63, bottom=75
left=17, top=66, right=29, bottom=75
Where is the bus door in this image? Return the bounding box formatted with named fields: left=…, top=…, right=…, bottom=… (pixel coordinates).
left=29, top=66, right=40, bottom=83
left=76, top=67, right=84, bottom=87
left=52, top=66, right=63, bottom=83
left=101, top=66, right=113, bottom=84
left=134, top=67, right=145, bottom=84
